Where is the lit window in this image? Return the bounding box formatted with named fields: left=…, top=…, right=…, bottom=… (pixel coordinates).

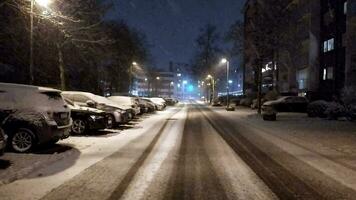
left=328, top=38, right=334, bottom=51
left=344, top=2, right=347, bottom=15
left=323, top=67, right=334, bottom=80
left=323, top=68, right=327, bottom=80
left=323, top=41, right=328, bottom=52
left=323, top=38, right=335, bottom=52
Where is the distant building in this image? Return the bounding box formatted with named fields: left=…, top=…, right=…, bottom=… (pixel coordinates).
left=150, top=71, right=175, bottom=98
left=243, top=0, right=355, bottom=100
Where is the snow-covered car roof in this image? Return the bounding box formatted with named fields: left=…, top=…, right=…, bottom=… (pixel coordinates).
left=0, top=82, right=61, bottom=93
left=108, top=96, right=133, bottom=105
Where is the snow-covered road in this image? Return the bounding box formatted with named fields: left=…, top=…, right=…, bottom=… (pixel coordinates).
left=0, top=102, right=356, bottom=199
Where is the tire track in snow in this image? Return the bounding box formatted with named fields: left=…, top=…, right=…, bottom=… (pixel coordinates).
left=197, top=104, right=324, bottom=200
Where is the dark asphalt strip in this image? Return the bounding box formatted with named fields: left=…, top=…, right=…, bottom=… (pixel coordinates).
left=196, top=105, right=325, bottom=200
left=41, top=106, right=183, bottom=200
left=163, top=105, right=229, bottom=200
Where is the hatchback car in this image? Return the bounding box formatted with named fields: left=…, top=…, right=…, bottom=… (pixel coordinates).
left=62, top=91, right=129, bottom=127
left=65, top=99, right=109, bottom=134
left=262, top=96, right=308, bottom=121
left=0, top=83, right=72, bottom=152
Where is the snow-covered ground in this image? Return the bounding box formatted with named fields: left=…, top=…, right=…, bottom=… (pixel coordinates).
left=0, top=106, right=181, bottom=200
left=210, top=106, right=356, bottom=195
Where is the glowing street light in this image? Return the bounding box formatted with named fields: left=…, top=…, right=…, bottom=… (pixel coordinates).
left=156, top=77, right=160, bottom=80
left=221, top=58, right=231, bottom=110
left=183, top=80, right=188, bottom=85
left=228, top=80, right=233, bottom=84
left=36, top=0, right=52, bottom=8
left=29, top=0, right=53, bottom=85
left=221, top=58, right=228, bottom=64
left=132, top=62, right=138, bottom=66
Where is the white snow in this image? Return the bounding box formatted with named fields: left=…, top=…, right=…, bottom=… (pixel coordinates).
left=0, top=107, right=180, bottom=200
left=211, top=106, right=356, bottom=192
left=120, top=106, right=187, bottom=200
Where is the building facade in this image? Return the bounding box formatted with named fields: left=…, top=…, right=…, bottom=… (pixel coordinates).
left=243, top=0, right=356, bottom=100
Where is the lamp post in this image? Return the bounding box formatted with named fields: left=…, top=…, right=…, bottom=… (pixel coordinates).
left=130, top=62, right=137, bottom=94
left=169, top=81, right=174, bottom=98
left=156, top=76, right=160, bottom=96
left=29, top=0, right=52, bottom=84
left=206, top=75, right=215, bottom=104
left=183, top=80, right=188, bottom=100
left=221, top=58, right=231, bottom=110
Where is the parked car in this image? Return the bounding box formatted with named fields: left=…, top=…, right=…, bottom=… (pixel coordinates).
left=0, top=83, right=71, bottom=152
left=64, top=98, right=109, bottom=134
left=149, top=98, right=167, bottom=110
left=0, top=127, right=7, bottom=156
left=262, top=96, right=309, bottom=121
left=164, top=98, right=178, bottom=106
left=108, top=96, right=141, bottom=116
left=140, top=98, right=156, bottom=112
left=62, top=91, right=129, bottom=127
left=136, top=97, right=149, bottom=114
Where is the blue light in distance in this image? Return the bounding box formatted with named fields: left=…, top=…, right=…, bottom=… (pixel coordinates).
left=187, top=84, right=194, bottom=92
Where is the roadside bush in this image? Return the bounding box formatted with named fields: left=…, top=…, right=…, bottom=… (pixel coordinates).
left=342, top=86, right=356, bottom=105
left=307, top=100, right=329, bottom=118
left=324, top=102, right=346, bottom=120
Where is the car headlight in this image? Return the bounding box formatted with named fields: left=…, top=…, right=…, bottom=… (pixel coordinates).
left=43, top=111, right=55, bottom=121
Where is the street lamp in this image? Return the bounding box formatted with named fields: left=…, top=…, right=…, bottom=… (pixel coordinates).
left=29, top=0, right=52, bottom=84
left=206, top=75, right=215, bottom=104
left=169, top=81, right=174, bottom=98
left=221, top=58, right=232, bottom=110
left=129, top=62, right=138, bottom=94
left=36, top=0, right=52, bottom=7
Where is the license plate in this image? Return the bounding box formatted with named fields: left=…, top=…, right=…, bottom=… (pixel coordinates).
left=60, top=113, right=67, bottom=119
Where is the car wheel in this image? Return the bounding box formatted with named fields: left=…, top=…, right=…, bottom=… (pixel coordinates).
left=10, top=128, right=35, bottom=153
left=72, top=119, right=87, bottom=134
left=106, top=115, right=114, bottom=129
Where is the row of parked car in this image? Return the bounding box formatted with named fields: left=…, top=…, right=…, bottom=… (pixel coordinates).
left=225, top=94, right=356, bottom=121
left=0, top=83, right=178, bottom=153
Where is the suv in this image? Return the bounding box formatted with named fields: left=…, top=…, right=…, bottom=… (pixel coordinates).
left=0, top=83, right=71, bottom=152
left=62, top=91, right=128, bottom=128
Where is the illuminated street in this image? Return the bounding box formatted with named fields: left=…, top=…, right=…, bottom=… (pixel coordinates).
left=1, top=0, right=356, bottom=199
left=0, top=102, right=355, bottom=200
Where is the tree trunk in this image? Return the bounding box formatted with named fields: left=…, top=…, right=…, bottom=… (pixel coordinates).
left=56, top=42, right=66, bottom=90
left=257, top=60, right=262, bottom=114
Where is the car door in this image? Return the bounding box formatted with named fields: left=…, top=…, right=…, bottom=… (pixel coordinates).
left=284, top=97, right=294, bottom=112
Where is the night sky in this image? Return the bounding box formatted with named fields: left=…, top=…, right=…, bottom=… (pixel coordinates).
left=106, top=0, right=246, bottom=69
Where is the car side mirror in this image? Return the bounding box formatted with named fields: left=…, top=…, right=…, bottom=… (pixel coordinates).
left=86, top=100, right=96, bottom=108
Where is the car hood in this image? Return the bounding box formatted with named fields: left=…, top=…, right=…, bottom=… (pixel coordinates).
left=70, top=106, right=105, bottom=114
left=263, top=100, right=280, bottom=106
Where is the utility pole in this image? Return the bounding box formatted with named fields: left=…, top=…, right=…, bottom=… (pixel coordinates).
left=226, top=60, right=230, bottom=108
left=29, top=0, right=34, bottom=84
